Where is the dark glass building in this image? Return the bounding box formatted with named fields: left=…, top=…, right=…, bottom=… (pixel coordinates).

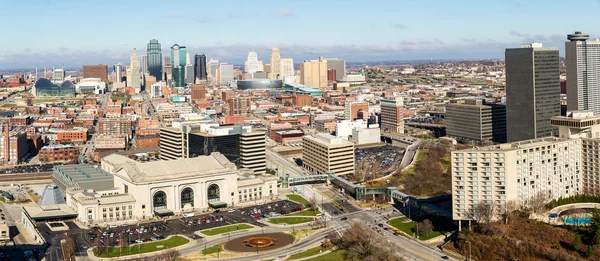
left=147, top=39, right=163, bottom=80
left=173, top=67, right=184, bottom=87
left=194, top=54, right=207, bottom=81
left=35, top=79, right=76, bottom=97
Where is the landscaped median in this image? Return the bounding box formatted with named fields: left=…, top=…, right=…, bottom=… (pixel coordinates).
left=387, top=217, right=443, bottom=240
left=200, top=224, right=254, bottom=236
left=93, top=235, right=189, bottom=258
left=268, top=217, right=315, bottom=225
left=286, top=245, right=333, bottom=260
left=286, top=194, right=311, bottom=208
left=286, top=209, right=321, bottom=217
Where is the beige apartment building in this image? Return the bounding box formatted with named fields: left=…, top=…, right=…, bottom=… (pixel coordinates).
left=552, top=111, right=600, bottom=195
left=452, top=137, right=581, bottom=222
left=302, top=133, right=354, bottom=176
left=300, top=57, right=327, bottom=90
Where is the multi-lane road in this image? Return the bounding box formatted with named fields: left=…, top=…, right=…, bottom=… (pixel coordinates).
left=266, top=147, right=457, bottom=261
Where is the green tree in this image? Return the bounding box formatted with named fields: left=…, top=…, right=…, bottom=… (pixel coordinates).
left=573, top=234, right=582, bottom=251
left=591, top=208, right=600, bottom=245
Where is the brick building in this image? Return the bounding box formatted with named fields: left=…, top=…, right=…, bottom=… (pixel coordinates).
left=82, top=64, right=109, bottom=82
left=135, top=134, right=159, bottom=149
left=38, top=145, right=79, bottom=164
left=98, top=117, right=132, bottom=137
left=56, top=129, right=88, bottom=144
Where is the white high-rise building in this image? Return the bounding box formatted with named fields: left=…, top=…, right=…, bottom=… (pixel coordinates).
left=114, top=63, right=123, bottom=83
left=207, top=58, right=219, bottom=85
left=280, top=58, right=295, bottom=82
left=269, top=48, right=281, bottom=79
left=220, top=63, right=234, bottom=86
left=451, top=137, right=582, bottom=224
left=566, top=31, right=600, bottom=114
left=141, top=55, right=149, bottom=75
left=244, top=51, right=261, bottom=74
left=184, top=53, right=194, bottom=84
left=126, top=48, right=141, bottom=92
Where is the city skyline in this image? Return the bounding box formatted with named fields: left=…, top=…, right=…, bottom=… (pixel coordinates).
left=1, top=0, right=600, bottom=69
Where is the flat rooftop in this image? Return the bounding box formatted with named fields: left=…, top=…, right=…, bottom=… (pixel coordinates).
left=53, top=164, right=114, bottom=191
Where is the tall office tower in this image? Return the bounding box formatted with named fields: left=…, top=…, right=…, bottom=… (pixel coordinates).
left=280, top=58, right=294, bottom=81
left=173, top=66, right=184, bottom=87
left=82, top=64, right=108, bottom=82
left=300, top=57, right=328, bottom=90
left=126, top=48, right=141, bottom=91
left=302, top=133, right=355, bottom=176
left=325, top=58, right=346, bottom=82
left=184, top=53, right=194, bottom=85
left=566, top=31, right=600, bottom=114
left=147, top=39, right=163, bottom=81
left=114, top=63, right=123, bottom=82
left=446, top=99, right=507, bottom=145
left=164, top=56, right=172, bottom=80
left=506, top=43, right=560, bottom=142
left=239, top=131, right=267, bottom=174
left=207, top=58, right=219, bottom=84
left=269, top=48, right=281, bottom=79
left=220, top=63, right=234, bottom=86
left=194, top=54, right=207, bottom=82
left=380, top=96, right=404, bottom=135
left=141, top=55, right=148, bottom=75
left=244, top=51, right=260, bottom=74
left=171, top=44, right=187, bottom=68
left=228, top=96, right=252, bottom=116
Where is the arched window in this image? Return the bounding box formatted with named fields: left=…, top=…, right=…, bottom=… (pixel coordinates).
left=153, top=191, right=167, bottom=209
left=181, top=187, right=194, bottom=208
left=207, top=184, right=220, bottom=202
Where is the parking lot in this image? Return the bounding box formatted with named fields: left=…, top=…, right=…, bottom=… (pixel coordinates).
left=36, top=199, right=304, bottom=256
left=356, top=146, right=404, bottom=174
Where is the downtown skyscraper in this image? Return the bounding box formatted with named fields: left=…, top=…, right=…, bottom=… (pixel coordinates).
left=147, top=39, right=163, bottom=81
left=269, top=48, right=281, bottom=79
left=184, top=53, right=194, bottom=85
left=171, top=44, right=187, bottom=68
left=244, top=51, right=262, bottom=74
left=126, top=48, right=141, bottom=92
left=194, top=54, right=207, bottom=82
left=506, top=43, right=560, bottom=142
left=566, top=31, right=600, bottom=114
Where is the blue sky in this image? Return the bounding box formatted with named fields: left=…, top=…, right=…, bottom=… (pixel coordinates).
left=1, top=0, right=600, bottom=69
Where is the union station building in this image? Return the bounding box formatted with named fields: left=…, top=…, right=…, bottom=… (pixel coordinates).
left=61, top=153, right=278, bottom=225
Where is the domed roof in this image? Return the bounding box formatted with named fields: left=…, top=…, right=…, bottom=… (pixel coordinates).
left=35, top=78, right=54, bottom=88
left=60, top=80, right=74, bottom=88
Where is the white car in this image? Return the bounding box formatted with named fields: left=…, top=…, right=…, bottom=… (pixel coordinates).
left=228, top=209, right=235, bottom=213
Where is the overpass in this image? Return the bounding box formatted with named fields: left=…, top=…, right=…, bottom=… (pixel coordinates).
left=404, top=122, right=446, bottom=137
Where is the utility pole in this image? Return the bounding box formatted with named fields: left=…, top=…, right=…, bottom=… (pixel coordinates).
left=468, top=241, right=472, bottom=261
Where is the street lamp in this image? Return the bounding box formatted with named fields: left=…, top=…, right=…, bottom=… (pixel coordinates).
left=467, top=241, right=472, bottom=261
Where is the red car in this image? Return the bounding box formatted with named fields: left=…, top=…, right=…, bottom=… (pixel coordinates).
left=254, top=215, right=262, bottom=219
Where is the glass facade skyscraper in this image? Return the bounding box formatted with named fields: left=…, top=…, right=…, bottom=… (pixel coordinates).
left=173, top=66, right=184, bottom=87
left=147, top=39, right=163, bottom=81
left=194, top=54, right=207, bottom=81
left=171, top=44, right=187, bottom=68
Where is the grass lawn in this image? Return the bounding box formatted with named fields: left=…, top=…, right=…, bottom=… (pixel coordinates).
left=286, top=194, right=310, bottom=208
left=200, top=224, right=254, bottom=236
left=308, top=249, right=349, bottom=261
left=95, top=235, right=189, bottom=258
left=268, top=217, right=314, bottom=225
left=387, top=217, right=443, bottom=241
left=202, top=244, right=223, bottom=255
left=287, top=245, right=332, bottom=260
left=287, top=209, right=321, bottom=217
left=404, top=150, right=426, bottom=175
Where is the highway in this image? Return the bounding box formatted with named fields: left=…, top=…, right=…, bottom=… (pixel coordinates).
left=266, top=148, right=457, bottom=261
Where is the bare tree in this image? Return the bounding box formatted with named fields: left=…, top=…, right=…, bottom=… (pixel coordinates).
left=354, top=158, right=369, bottom=183
left=475, top=201, right=495, bottom=225
left=309, top=197, right=318, bottom=212
left=163, top=248, right=180, bottom=261
left=62, top=237, right=76, bottom=261
left=366, top=162, right=383, bottom=185
left=417, top=219, right=434, bottom=236
left=528, top=191, right=550, bottom=214
left=503, top=200, right=519, bottom=224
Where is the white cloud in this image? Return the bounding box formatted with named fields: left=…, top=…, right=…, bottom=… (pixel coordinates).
left=390, top=23, right=408, bottom=29
left=275, top=8, right=294, bottom=17
left=167, top=13, right=180, bottom=17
